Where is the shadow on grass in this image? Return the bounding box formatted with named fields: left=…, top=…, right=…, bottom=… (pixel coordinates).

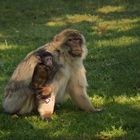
left=87, top=42, right=140, bottom=96
left=86, top=21, right=140, bottom=96
left=0, top=101, right=140, bottom=140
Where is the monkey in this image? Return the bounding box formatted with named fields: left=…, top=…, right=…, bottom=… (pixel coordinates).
left=30, top=51, right=61, bottom=119
left=30, top=52, right=54, bottom=89
left=3, top=29, right=102, bottom=119
left=30, top=51, right=60, bottom=96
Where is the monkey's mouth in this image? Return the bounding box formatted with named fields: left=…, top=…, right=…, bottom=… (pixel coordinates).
left=68, top=50, right=82, bottom=57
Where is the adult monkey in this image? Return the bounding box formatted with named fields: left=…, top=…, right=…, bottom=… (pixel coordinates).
left=3, top=29, right=101, bottom=117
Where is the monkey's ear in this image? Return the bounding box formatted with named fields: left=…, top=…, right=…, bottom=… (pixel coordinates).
left=36, top=56, right=41, bottom=62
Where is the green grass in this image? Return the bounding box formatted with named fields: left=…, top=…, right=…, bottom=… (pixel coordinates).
left=0, top=0, right=140, bottom=139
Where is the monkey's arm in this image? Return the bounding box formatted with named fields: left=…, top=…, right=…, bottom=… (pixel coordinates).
left=30, top=64, right=41, bottom=89
left=30, top=64, right=47, bottom=90
left=69, top=85, right=95, bottom=112
left=68, top=67, right=100, bottom=112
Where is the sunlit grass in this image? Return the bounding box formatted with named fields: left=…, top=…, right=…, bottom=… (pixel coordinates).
left=0, top=44, right=14, bottom=50
left=47, top=14, right=99, bottom=26
left=90, top=95, right=106, bottom=107
left=97, top=5, right=125, bottom=14
left=93, top=18, right=140, bottom=33
left=95, top=36, right=139, bottom=48
left=115, top=95, right=140, bottom=108
left=97, top=126, right=127, bottom=139
left=90, top=94, right=140, bottom=109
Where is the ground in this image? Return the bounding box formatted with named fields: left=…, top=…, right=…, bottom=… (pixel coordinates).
left=0, top=0, right=140, bottom=140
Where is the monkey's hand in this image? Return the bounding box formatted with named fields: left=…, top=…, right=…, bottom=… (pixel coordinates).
left=40, top=86, right=52, bottom=96
left=37, top=86, right=52, bottom=100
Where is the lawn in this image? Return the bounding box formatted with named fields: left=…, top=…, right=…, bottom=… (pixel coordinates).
left=0, top=0, right=140, bottom=139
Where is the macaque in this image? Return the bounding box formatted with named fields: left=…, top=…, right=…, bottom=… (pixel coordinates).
left=31, top=52, right=53, bottom=89
left=30, top=51, right=59, bottom=95
left=30, top=51, right=61, bottom=119
left=3, top=29, right=101, bottom=120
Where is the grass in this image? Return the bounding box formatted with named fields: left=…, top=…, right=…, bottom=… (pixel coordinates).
left=0, top=0, right=140, bottom=139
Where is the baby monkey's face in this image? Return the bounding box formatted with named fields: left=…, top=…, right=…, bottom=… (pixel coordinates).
left=43, top=56, right=53, bottom=67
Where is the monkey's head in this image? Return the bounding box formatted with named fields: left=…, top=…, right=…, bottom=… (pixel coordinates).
left=53, top=29, right=88, bottom=59
left=37, top=51, right=53, bottom=67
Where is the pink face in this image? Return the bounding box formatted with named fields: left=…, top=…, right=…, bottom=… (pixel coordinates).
left=66, top=35, right=83, bottom=57
left=44, top=56, right=53, bottom=66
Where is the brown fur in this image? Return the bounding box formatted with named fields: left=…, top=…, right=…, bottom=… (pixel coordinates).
left=30, top=64, right=48, bottom=89
left=3, top=29, right=101, bottom=118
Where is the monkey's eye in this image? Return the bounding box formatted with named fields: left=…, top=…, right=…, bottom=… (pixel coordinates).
left=47, top=58, right=52, bottom=60
left=68, top=38, right=72, bottom=42
left=75, top=38, right=81, bottom=41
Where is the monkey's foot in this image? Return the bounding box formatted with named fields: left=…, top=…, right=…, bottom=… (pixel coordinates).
left=41, top=112, right=53, bottom=121
left=93, top=108, right=103, bottom=113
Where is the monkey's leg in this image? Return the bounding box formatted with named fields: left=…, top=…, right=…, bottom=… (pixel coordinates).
left=18, top=94, right=35, bottom=114
left=37, top=94, right=55, bottom=120
left=3, top=92, right=26, bottom=114
left=3, top=92, right=35, bottom=115
left=37, top=75, right=69, bottom=120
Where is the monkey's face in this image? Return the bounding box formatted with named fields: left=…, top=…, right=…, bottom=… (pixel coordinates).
left=43, top=56, right=53, bottom=67
left=65, top=33, right=83, bottom=57
left=53, top=29, right=87, bottom=59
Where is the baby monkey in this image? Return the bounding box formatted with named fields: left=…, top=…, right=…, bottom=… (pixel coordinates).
left=30, top=51, right=61, bottom=120
left=30, top=51, right=60, bottom=100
